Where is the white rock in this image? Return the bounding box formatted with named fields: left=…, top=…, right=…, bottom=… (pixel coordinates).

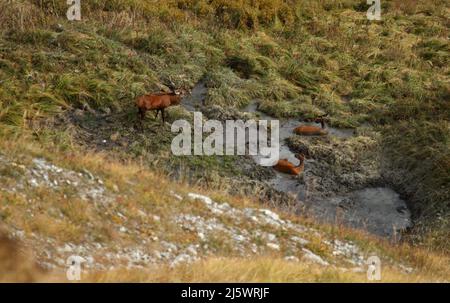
left=170, top=191, right=183, bottom=201
left=266, top=233, right=277, bottom=242
left=85, top=256, right=94, bottom=265
left=186, top=245, right=198, bottom=256
left=260, top=209, right=280, bottom=221
left=302, top=248, right=329, bottom=266
left=188, top=193, right=213, bottom=205
left=291, top=236, right=309, bottom=246
left=399, top=264, right=414, bottom=274
left=171, top=254, right=194, bottom=267
left=162, top=241, right=178, bottom=253
left=63, top=244, right=73, bottom=253
left=267, top=243, right=280, bottom=250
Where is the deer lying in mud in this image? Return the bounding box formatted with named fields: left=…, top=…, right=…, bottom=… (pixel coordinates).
left=294, top=115, right=328, bottom=136
left=273, top=153, right=305, bottom=175
left=136, top=83, right=187, bottom=124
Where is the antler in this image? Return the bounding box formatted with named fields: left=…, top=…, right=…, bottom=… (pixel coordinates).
left=167, top=79, right=177, bottom=92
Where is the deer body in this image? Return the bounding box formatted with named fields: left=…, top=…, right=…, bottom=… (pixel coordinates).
left=294, top=116, right=328, bottom=136
left=136, top=92, right=182, bottom=123
left=273, top=154, right=305, bottom=175
left=294, top=125, right=328, bottom=136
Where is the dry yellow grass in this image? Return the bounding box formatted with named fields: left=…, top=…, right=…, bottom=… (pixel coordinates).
left=1, top=235, right=446, bottom=283
left=0, top=232, right=48, bottom=282
left=5, top=256, right=445, bottom=283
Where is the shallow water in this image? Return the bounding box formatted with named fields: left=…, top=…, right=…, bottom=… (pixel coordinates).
left=182, top=83, right=412, bottom=239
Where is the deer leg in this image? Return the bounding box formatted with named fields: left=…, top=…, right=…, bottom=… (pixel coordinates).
left=161, top=108, right=165, bottom=123
left=137, top=108, right=145, bottom=131
left=154, top=109, right=159, bottom=119
left=138, top=108, right=146, bottom=120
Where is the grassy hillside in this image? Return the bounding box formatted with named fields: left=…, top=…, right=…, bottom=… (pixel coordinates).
left=0, top=0, right=449, bottom=281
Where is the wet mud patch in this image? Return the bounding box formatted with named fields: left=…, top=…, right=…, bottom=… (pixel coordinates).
left=62, top=108, right=178, bottom=156
left=309, top=188, right=412, bottom=238
left=287, top=135, right=383, bottom=196
left=239, top=99, right=412, bottom=239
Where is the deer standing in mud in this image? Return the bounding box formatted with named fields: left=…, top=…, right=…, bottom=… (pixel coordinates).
left=273, top=153, right=305, bottom=175
left=294, top=114, right=329, bottom=136
left=135, top=82, right=187, bottom=125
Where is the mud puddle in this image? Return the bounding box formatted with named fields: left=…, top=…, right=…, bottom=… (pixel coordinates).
left=308, top=188, right=412, bottom=237
left=182, top=82, right=412, bottom=239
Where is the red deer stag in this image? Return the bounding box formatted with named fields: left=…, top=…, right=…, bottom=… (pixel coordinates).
left=136, top=83, right=187, bottom=124
left=273, top=153, right=305, bottom=175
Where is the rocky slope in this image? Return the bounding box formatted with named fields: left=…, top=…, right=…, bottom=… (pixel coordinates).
left=0, top=149, right=424, bottom=281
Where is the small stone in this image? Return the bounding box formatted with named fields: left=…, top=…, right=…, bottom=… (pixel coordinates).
left=171, top=254, right=193, bottom=267
left=55, top=258, right=65, bottom=266
left=291, top=236, right=309, bottom=246
left=55, top=24, right=64, bottom=32
left=63, top=244, right=73, bottom=253
left=170, top=191, right=183, bottom=201
left=186, top=245, right=198, bottom=256
left=302, top=248, right=329, bottom=266
left=266, top=233, right=277, bottom=242
left=85, top=256, right=94, bottom=265
left=267, top=243, right=280, bottom=250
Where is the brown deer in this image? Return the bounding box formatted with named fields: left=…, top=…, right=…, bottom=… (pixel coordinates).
left=273, top=154, right=305, bottom=175
left=136, top=82, right=187, bottom=124
left=294, top=115, right=328, bottom=136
